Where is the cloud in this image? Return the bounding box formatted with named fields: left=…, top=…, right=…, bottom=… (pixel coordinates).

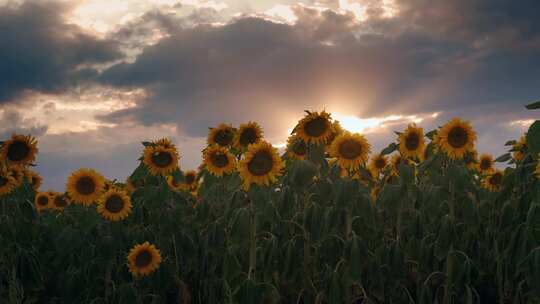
left=0, top=108, right=48, bottom=138
left=0, top=1, right=122, bottom=103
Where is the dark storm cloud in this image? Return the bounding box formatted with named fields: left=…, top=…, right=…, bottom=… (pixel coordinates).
left=0, top=1, right=122, bottom=103
left=96, top=1, right=540, bottom=137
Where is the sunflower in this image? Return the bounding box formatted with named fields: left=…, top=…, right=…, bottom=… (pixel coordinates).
left=153, top=137, right=176, bottom=149
left=66, top=168, right=106, bottom=206
left=463, top=150, right=478, bottom=170
left=295, top=111, right=333, bottom=145
left=0, top=172, right=16, bottom=196
left=235, top=122, right=263, bottom=149
left=143, top=145, right=179, bottom=176
left=50, top=192, right=70, bottom=211
left=286, top=136, right=308, bottom=160
left=180, top=170, right=198, bottom=191
left=24, top=169, right=42, bottom=190
left=35, top=191, right=52, bottom=211
left=329, top=132, right=370, bottom=171
left=477, top=154, right=494, bottom=174
left=97, top=189, right=132, bottom=221
left=127, top=242, right=162, bottom=277
left=238, top=141, right=284, bottom=190
left=166, top=175, right=183, bottom=191
left=0, top=134, right=38, bottom=166
left=513, top=135, right=527, bottom=162
left=483, top=170, right=504, bottom=192
left=436, top=118, right=476, bottom=159
left=369, top=154, right=389, bottom=176
left=208, top=123, right=235, bottom=147
left=326, top=120, right=345, bottom=145
left=203, top=146, right=236, bottom=177
left=399, top=124, right=425, bottom=159
left=8, top=166, right=25, bottom=187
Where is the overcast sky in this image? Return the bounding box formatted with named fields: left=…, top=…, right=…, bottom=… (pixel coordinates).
left=1, top=0, right=539, bottom=190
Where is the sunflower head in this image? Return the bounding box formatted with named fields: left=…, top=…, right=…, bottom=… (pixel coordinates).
left=477, top=154, right=494, bottom=173
left=369, top=154, right=389, bottom=176
left=463, top=150, right=478, bottom=170
left=35, top=191, right=53, bottom=211
left=329, top=132, right=370, bottom=171
left=24, top=169, right=42, bottom=191
left=483, top=170, right=504, bottom=192
left=238, top=141, right=284, bottom=190
left=326, top=120, right=345, bottom=146
left=208, top=124, right=235, bottom=147
left=8, top=165, right=25, bottom=187
left=436, top=118, right=476, bottom=159
left=1, top=134, right=38, bottom=166
left=286, top=136, right=308, bottom=160
left=513, top=135, right=527, bottom=162
left=127, top=242, right=162, bottom=277
left=203, top=146, right=236, bottom=177
left=235, top=122, right=263, bottom=149
left=295, top=111, right=333, bottom=145
left=50, top=192, right=70, bottom=211
left=0, top=172, right=17, bottom=196
left=97, top=189, right=132, bottom=221
left=143, top=145, right=179, bottom=176
left=66, top=168, right=106, bottom=206
left=399, top=124, right=425, bottom=159
left=153, top=137, right=176, bottom=149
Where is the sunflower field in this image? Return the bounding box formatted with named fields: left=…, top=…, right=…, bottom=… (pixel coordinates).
left=1, top=104, right=540, bottom=304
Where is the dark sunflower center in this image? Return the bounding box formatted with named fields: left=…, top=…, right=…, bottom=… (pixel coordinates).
left=75, top=176, right=96, bottom=195
left=214, top=129, right=234, bottom=146
left=185, top=173, right=196, bottom=184
left=0, top=176, right=8, bottom=187
left=54, top=195, right=68, bottom=208
left=105, top=194, right=125, bottom=213
left=375, top=158, right=386, bottom=169
left=239, top=128, right=258, bottom=146
left=248, top=150, right=274, bottom=176
left=151, top=151, right=173, bottom=168
left=447, top=127, right=468, bottom=148
left=480, top=159, right=491, bottom=170
left=37, top=195, right=49, bottom=206
left=7, top=140, right=30, bottom=162
left=338, top=139, right=363, bottom=159
left=405, top=133, right=420, bottom=151
left=292, top=141, right=307, bottom=156
left=304, top=117, right=328, bottom=137
left=489, top=173, right=502, bottom=186
left=135, top=250, right=153, bottom=268
left=211, top=153, right=229, bottom=168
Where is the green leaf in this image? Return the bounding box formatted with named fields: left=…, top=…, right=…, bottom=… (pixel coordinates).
left=527, top=120, right=540, bottom=156
left=505, top=140, right=517, bottom=146
left=495, top=153, right=512, bottom=163
left=425, top=130, right=437, bottom=140
left=525, top=100, right=540, bottom=110
left=381, top=142, right=398, bottom=155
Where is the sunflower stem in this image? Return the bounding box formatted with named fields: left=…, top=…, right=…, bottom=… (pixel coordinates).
left=302, top=192, right=311, bottom=292
left=248, top=198, right=256, bottom=280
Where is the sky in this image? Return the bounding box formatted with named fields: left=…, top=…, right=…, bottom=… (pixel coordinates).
left=0, top=0, right=539, bottom=190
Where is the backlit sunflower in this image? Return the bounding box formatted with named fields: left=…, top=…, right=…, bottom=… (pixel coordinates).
left=326, top=120, right=345, bottom=145
left=513, top=135, right=527, bottom=162
left=286, top=136, right=308, bottom=160
left=143, top=145, right=179, bottom=176
left=235, top=122, right=263, bottom=149
left=97, top=189, right=132, bottom=221
left=238, top=141, right=284, bottom=190
left=436, top=118, right=476, bottom=159
left=0, top=172, right=16, bottom=196
left=329, top=132, right=370, bottom=171
left=50, top=192, right=70, bottom=211
left=208, top=123, right=235, bottom=147
left=66, top=168, right=106, bottom=206
left=0, top=134, right=38, bottom=166
left=463, top=150, right=478, bottom=170
left=203, top=146, right=236, bottom=177
left=35, top=191, right=52, bottom=211
left=295, top=111, right=333, bottom=145
left=483, top=170, right=504, bottom=192
left=477, top=154, right=494, bottom=174
left=399, top=124, right=425, bottom=159
left=369, top=154, right=389, bottom=176
left=127, top=242, right=162, bottom=277
left=24, top=169, right=42, bottom=190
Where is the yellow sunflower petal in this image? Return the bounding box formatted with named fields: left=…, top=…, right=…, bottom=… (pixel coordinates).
left=238, top=141, right=284, bottom=190
left=127, top=242, right=162, bottom=277
left=66, top=168, right=106, bottom=206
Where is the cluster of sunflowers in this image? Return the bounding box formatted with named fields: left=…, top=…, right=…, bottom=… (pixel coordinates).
left=1, top=109, right=540, bottom=303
